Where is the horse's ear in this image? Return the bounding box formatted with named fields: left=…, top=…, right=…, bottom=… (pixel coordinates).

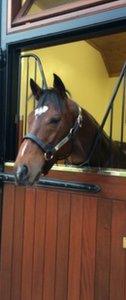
left=53, top=74, right=66, bottom=98
left=30, top=78, right=42, bottom=101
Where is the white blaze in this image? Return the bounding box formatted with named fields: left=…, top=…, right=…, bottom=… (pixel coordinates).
left=35, top=105, right=49, bottom=117
left=20, top=141, right=29, bottom=157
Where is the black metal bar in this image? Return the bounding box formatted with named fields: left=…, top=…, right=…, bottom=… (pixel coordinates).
left=24, top=57, right=29, bottom=134
left=0, top=51, right=6, bottom=168
left=17, top=56, right=22, bottom=118
left=0, top=172, right=101, bottom=193
left=19, top=53, right=48, bottom=135
left=33, top=58, right=37, bottom=109
left=101, top=62, right=126, bottom=130
left=0, top=184, right=3, bottom=259
left=38, top=178, right=101, bottom=193
left=5, top=47, right=20, bottom=161
left=121, top=71, right=126, bottom=146
left=109, top=106, right=114, bottom=141
left=20, top=53, right=47, bottom=89
left=87, top=62, right=126, bottom=164
left=109, top=106, right=114, bottom=167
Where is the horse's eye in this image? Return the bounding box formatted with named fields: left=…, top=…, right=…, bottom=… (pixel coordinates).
left=50, top=117, right=61, bottom=124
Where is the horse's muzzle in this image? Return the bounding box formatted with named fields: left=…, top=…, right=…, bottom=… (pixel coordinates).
left=15, top=165, right=29, bottom=185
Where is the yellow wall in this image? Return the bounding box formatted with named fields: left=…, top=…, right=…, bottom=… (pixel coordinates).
left=20, top=41, right=125, bottom=141
left=106, top=77, right=126, bottom=141
left=22, top=0, right=41, bottom=14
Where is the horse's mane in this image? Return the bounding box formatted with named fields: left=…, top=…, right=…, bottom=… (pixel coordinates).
left=86, top=110, right=110, bottom=140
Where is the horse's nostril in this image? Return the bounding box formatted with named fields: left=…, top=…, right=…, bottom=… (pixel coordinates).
left=15, top=164, right=29, bottom=184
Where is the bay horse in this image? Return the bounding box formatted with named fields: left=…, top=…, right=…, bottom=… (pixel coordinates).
left=14, top=74, right=126, bottom=185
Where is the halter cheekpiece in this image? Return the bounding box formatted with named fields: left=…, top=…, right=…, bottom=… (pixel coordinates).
left=23, top=106, right=83, bottom=161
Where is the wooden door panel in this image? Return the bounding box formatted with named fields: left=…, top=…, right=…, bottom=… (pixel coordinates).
left=110, top=201, right=126, bottom=300
left=55, top=192, right=71, bottom=300
left=80, top=197, right=97, bottom=300
left=1, top=175, right=126, bottom=300
left=94, top=199, right=112, bottom=300
left=0, top=184, right=15, bottom=300
left=67, top=193, right=83, bottom=300
left=32, top=189, right=47, bottom=300
left=42, top=190, right=58, bottom=300
left=11, top=186, right=25, bottom=300
left=21, top=188, right=36, bottom=300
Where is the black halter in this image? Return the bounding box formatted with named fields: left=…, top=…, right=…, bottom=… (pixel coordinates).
left=23, top=106, right=83, bottom=161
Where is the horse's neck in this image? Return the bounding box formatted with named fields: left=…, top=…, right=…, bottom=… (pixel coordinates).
left=67, top=102, right=126, bottom=168
left=68, top=106, right=110, bottom=166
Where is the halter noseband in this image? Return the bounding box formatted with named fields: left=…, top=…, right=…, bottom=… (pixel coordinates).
left=23, top=106, right=83, bottom=161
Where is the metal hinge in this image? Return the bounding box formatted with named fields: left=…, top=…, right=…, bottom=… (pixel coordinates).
left=0, top=49, right=6, bottom=69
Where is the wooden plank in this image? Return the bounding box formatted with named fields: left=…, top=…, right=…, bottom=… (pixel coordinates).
left=55, top=192, right=71, bottom=300
left=21, top=188, right=36, bottom=300
left=11, top=0, right=21, bottom=20
left=14, top=0, right=108, bottom=21
left=11, top=0, right=126, bottom=30
left=42, top=191, right=58, bottom=300
left=16, top=0, right=34, bottom=18
left=4, top=167, right=126, bottom=202
left=32, top=188, right=47, bottom=300
left=94, top=198, right=112, bottom=300
left=110, top=200, right=126, bottom=300
left=87, top=32, right=126, bottom=76
left=80, top=197, right=97, bottom=300
left=67, top=193, right=83, bottom=300
left=0, top=184, right=15, bottom=300
left=10, top=186, right=25, bottom=300
left=50, top=170, right=126, bottom=202
left=0, top=188, right=3, bottom=247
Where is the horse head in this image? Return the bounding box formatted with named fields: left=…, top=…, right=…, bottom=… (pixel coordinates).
left=14, top=74, right=82, bottom=185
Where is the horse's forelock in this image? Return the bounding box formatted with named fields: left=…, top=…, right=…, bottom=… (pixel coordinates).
left=37, top=88, right=67, bottom=111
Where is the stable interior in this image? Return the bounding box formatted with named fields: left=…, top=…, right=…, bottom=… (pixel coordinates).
left=18, top=31, right=126, bottom=170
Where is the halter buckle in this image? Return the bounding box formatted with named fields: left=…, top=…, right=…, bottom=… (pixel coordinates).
left=44, top=151, right=54, bottom=161
left=78, top=115, right=83, bottom=127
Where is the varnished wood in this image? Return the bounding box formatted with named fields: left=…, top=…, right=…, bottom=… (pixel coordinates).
left=15, top=0, right=34, bottom=18
left=32, top=189, right=47, bottom=300
left=8, top=0, right=126, bottom=32
left=110, top=201, right=126, bottom=300
left=7, top=0, right=21, bottom=31
left=10, top=186, right=25, bottom=300
left=0, top=184, right=15, bottom=299
left=49, top=169, right=126, bottom=202
left=67, top=193, right=83, bottom=300
left=13, top=0, right=111, bottom=22
left=0, top=188, right=3, bottom=248
left=80, top=197, right=97, bottom=300
left=42, top=190, right=58, bottom=300
left=21, top=188, right=36, bottom=300
left=11, top=0, right=21, bottom=20
left=87, top=32, right=126, bottom=76
left=55, top=192, right=71, bottom=300
left=1, top=170, right=126, bottom=299
left=94, top=199, right=112, bottom=300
